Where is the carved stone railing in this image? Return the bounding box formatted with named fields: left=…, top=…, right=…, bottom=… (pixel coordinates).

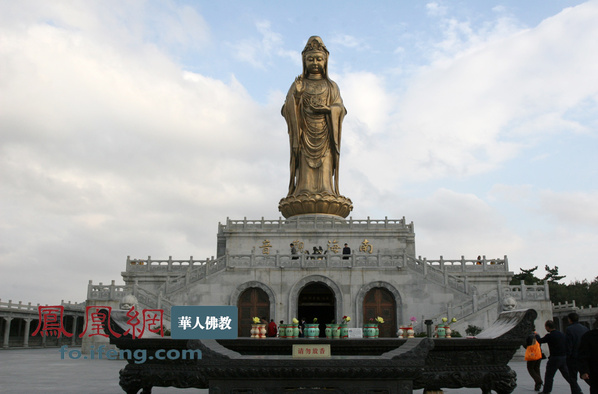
left=126, top=256, right=213, bottom=273
left=429, top=281, right=549, bottom=324
left=0, top=299, right=84, bottom=313
left=404, top=255, right=469, bottom=295
left=87, top=280, right=127, bottom=300
left=430, top=288, right=501, bottom=323
left=87, top=280, right=173, bottom=320
left=502, top=281, right=550, bottom=301
left=161, top=257, right=228, bottom=295
left=219, top=216, right=414, bottom=232
left=226, top=252, right=404, bottom=269
left=418, top=255, right=509, bottom=273
left=0, top=299, right=43, bottom=312
left=132, top=286, right=172, bottom=320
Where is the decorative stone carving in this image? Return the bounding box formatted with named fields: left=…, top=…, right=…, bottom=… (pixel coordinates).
left=119, top=294, right=138, bottom=310
left=502, top=296, right=517, bottom=311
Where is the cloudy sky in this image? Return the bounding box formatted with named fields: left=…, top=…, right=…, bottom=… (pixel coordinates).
left=1, top=1, right=597, bottom=306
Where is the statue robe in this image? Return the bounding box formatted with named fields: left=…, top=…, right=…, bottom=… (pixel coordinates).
left=282, top=76, right=346, bottom=197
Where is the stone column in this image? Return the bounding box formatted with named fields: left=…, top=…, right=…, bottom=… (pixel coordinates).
left=23, top=318, right=32, bottom=347
left=3, top=317, right=12, bottom=348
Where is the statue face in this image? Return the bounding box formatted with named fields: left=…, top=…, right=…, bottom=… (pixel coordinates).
left=305, top=51, right=326, bottom=75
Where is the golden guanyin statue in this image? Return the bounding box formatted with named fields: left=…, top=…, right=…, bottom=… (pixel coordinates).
left=279, top=36, right=353, bottom=218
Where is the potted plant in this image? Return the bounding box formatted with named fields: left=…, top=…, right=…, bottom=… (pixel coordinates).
left=407, top=316, right=417, bottom=338
left=305, top=318, right=320, bottom=338
left=364, top=317, right=384, bottom=338
left=445, top=317, right=457, bottom=338
left=251, top=317, right=266, bottom=338
left=340, top=315, right=350, bottom=339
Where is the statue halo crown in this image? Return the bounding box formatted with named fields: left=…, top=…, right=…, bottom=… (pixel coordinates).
left=302, top=36, right=329, bottom=56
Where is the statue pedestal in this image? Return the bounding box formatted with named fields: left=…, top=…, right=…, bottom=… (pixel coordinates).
left=278, top=193, right=353, bottom=218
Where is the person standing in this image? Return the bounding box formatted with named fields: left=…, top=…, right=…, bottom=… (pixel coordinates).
left=536, top=320, right=582, bottom=394
left=299, top=317, right=306, bottom=338
left=268, top=319, right=278, bottom=337
left=342, top=243, right=351, bottom=260
left=567, top=312, right=590, bottom=391
left=524, top=332, right=544, bottom=391
left=290, top=243, right=298, bottom=260
left=579, top=314, right=598, bottom=393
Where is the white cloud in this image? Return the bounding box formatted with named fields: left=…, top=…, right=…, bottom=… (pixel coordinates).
left=0, top=3, right=286, bottom=304
left=330, top=34, right=368, bottom=50
left=403, top=188, right=522, bottom=259
left=426, top=2, right=448, bottom=17
left=538, top=190, right=598, bottom=228
left=230, top=20, right=297, bottom=67
left=338, top=71, right=395, bottom=136
left=382, top=1, right=598, bottom=184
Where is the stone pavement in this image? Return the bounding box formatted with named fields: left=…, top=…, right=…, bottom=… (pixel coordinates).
left=0, top=348, right=591, bottom=393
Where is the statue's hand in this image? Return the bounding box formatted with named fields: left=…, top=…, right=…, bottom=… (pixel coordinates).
left=294, top=76, right=303, bottom=94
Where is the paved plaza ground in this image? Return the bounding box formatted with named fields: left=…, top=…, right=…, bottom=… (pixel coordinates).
left=0, top=347, right=591, bottom=393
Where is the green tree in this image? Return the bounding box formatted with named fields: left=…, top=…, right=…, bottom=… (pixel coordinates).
left=508, top=266, right=598, bottom=307
left=509, top=266, right=542, bottom=285
left=543, top=265, right=566, bottom=283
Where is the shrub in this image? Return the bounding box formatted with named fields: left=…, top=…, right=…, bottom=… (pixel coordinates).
left=465, top=325, right=483, bottom=336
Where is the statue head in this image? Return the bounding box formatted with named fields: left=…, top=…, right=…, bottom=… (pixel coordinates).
left=120, top=294, right=138, bottom=310
left=502, top=296, right=517, bottom=311
left=302, top=36, right=329, bottom=78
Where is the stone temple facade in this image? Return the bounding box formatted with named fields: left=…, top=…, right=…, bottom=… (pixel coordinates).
left=84, top=214, right=552, bottom=349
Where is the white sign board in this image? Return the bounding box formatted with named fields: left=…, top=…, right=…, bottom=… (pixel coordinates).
left=348, top=328, right=363, bottom=338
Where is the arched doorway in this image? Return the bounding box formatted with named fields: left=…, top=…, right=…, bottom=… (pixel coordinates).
left=363, top=287, right=397, bottom=337
left=298, top=283, right=335, bottom=337
left=237, top=287, right=270, bottom=337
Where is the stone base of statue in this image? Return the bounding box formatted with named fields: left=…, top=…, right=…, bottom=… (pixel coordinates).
left=279, top=192, right=353, bottom=218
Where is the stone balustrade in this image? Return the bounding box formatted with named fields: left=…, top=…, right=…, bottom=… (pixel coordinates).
left=125, top=252, right=509, bottom=275
left=226, top=252, right=404, bottom=269
left=419, top=255, right=509, bottom=272
left=219, top=216, right=414, bottom=231
left=126, top=255, right=212, bottom=272
left=502, top=281, right=550, bottom=301
left=0, top=299, right=40, bottom=312
left=86, top=280, right=172, bottom=320
left=87, top=279, right=127, bottom=300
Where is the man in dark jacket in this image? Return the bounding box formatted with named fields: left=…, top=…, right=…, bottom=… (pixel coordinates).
left=579, top=314, right=598, bottom=393
left=566, top=312, right=589, bottom=389
left=536, top=320, right=582, bottom=394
